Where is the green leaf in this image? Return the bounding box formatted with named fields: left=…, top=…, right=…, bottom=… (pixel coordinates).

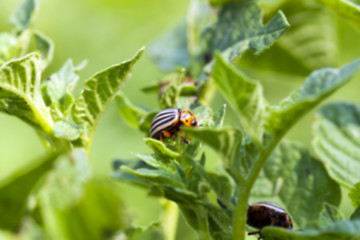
left=0, top=151, right=61, bottom=231
left=256, top=141, right=341, bottom=229
left=185, top=127, right=245, bottom=183
left=122, top=167, right=183, bottom=188
left=127, top=223, right=165, bottom=240
left=9, top=0, right=37, bottom=31
left=351, top=207, right=360, bottom=220
left=34, top=31, right=54, bottom=70
left=266, top=58, right=360, bottom=137
left=41, top=149, right=128, bottom=240
left=144, top=138, right=180, bottom=158
left=349, top=183, right=360, bottom=208
left=212, top=104, right=226, bottom=128
left=45, top=59, right=80, bottom=114
left=207, top=0, right=289, bottom=62
left=318, top=203, right=344, bottom=227
left=0, top=31, right=31, bottom=64
left=185, top=127, right=242, bottom=165
left=276, top=1, right=338, bottom=71
left=159, top=70, right=185, bottom=109
left=313, top=102, right=360, bottom=189
left=149, top=20, right=189, bottom=71
left=53, top=121, right=84, bottom=141
left=0, top=53, right=53, bottom=135
left=186, top=0, right=216, bottom=77
left=71, top=47, right=144, bottom=139
left=116, top=92, right=146, bottom=128
left=261, top=220, right=360, bottom=240
left=239, top=1, right=338, bottom=75
left=209, top=0, right=241, bottom=7
left=213, top=53, right=266, bottom=143
left=317, top=0, right=360, bottom=31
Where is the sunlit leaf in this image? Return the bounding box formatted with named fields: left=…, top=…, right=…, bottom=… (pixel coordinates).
left=144, top=138, right=180, bottom=158
left=0, top=53, right=53, bottom=135
left=266, top=58, right=360, bottom=137
left=53, top=121, right=84, bottom=141
left=213, top=53, right=266, bottom=143
left=0, top=151, right=61, bottom=231
left=0, top=31, right=31, bottom=64
left=313, top=103, right=360, bottom=189
left=72, top=47, right=144, bottom=139
left=45, top=59, right=80, bottom=116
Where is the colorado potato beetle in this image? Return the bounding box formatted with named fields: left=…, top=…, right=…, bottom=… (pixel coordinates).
left=150, top=108, right=197, bottom=143
left=247, top=202, right=293, bottom=239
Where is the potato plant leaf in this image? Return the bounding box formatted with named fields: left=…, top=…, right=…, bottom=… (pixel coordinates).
left=9, top=0, right=37, bottom=31
left=207, top=0, right=289, bottom=62
left=144, top=138, right=180, bottom=159
left=349, top=183, right=360, bottom=208
left=254, top=141, right=341, bottom=229
left=261, top=220, right=360, bottom=240
left=53, top=120, right=85, bottom=141
left=34, top=31, right=54, bottom=70
left=240, top=1, right=338, bottom=75
left=44, top=59, right=82, bottom=119
left=159, top=70, right=185, bottom=109
left=212, top=104, right=226, bottom=128
left=185, top=127, right=245, bottom=183
left=316, top=0, right=360, bottom=31
left=0, top=31, right=31, bottom=64
left=266, top=58, right=360, bottom=137
left=209, top=0, right=241, bottom=7
left=213, top=53, right=266, bottom=143
left=126, top=223, right=165, bottom=240
left=313, top=103, right=360, bottom=189
left=116, top=92, right=146, bottom=128
left=351, top=207, right=360, bottom=220
left=40, top=149, right=128, bottom=240
left=0, top=150, right=61, bottom=231
left=0, top=53, right=53, bottom=135
left=71, top=47, right=144, bottom=140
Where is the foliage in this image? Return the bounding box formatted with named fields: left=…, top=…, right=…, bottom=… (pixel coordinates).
left=1, top=0, right=360, bottom=240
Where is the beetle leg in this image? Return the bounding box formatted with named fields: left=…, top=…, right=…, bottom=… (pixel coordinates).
left=179, top=127, right=189, bottom=144
left=162, top=130, right=172, bottom=138
left=159, top=134, right=163, bottom=142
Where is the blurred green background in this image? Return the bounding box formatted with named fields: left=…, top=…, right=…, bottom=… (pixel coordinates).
left=1, top=0, right=360, bottom=238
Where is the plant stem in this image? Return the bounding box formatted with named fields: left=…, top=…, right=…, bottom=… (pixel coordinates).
left=232, top=187, right=250, bottom=240
left=232, top=136, right=282, bottom=240
left=162, top=200, right=179, bottom=240
left=196, top=207, right=211, bottom=240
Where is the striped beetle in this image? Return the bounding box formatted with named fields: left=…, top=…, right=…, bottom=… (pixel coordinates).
left=247, top=202, right=293, bottom=239
left=150, top=108, right=197, bottom=143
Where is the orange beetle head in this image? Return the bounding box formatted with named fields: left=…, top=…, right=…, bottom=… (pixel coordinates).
left=180, top=109, right=197, bottom=128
